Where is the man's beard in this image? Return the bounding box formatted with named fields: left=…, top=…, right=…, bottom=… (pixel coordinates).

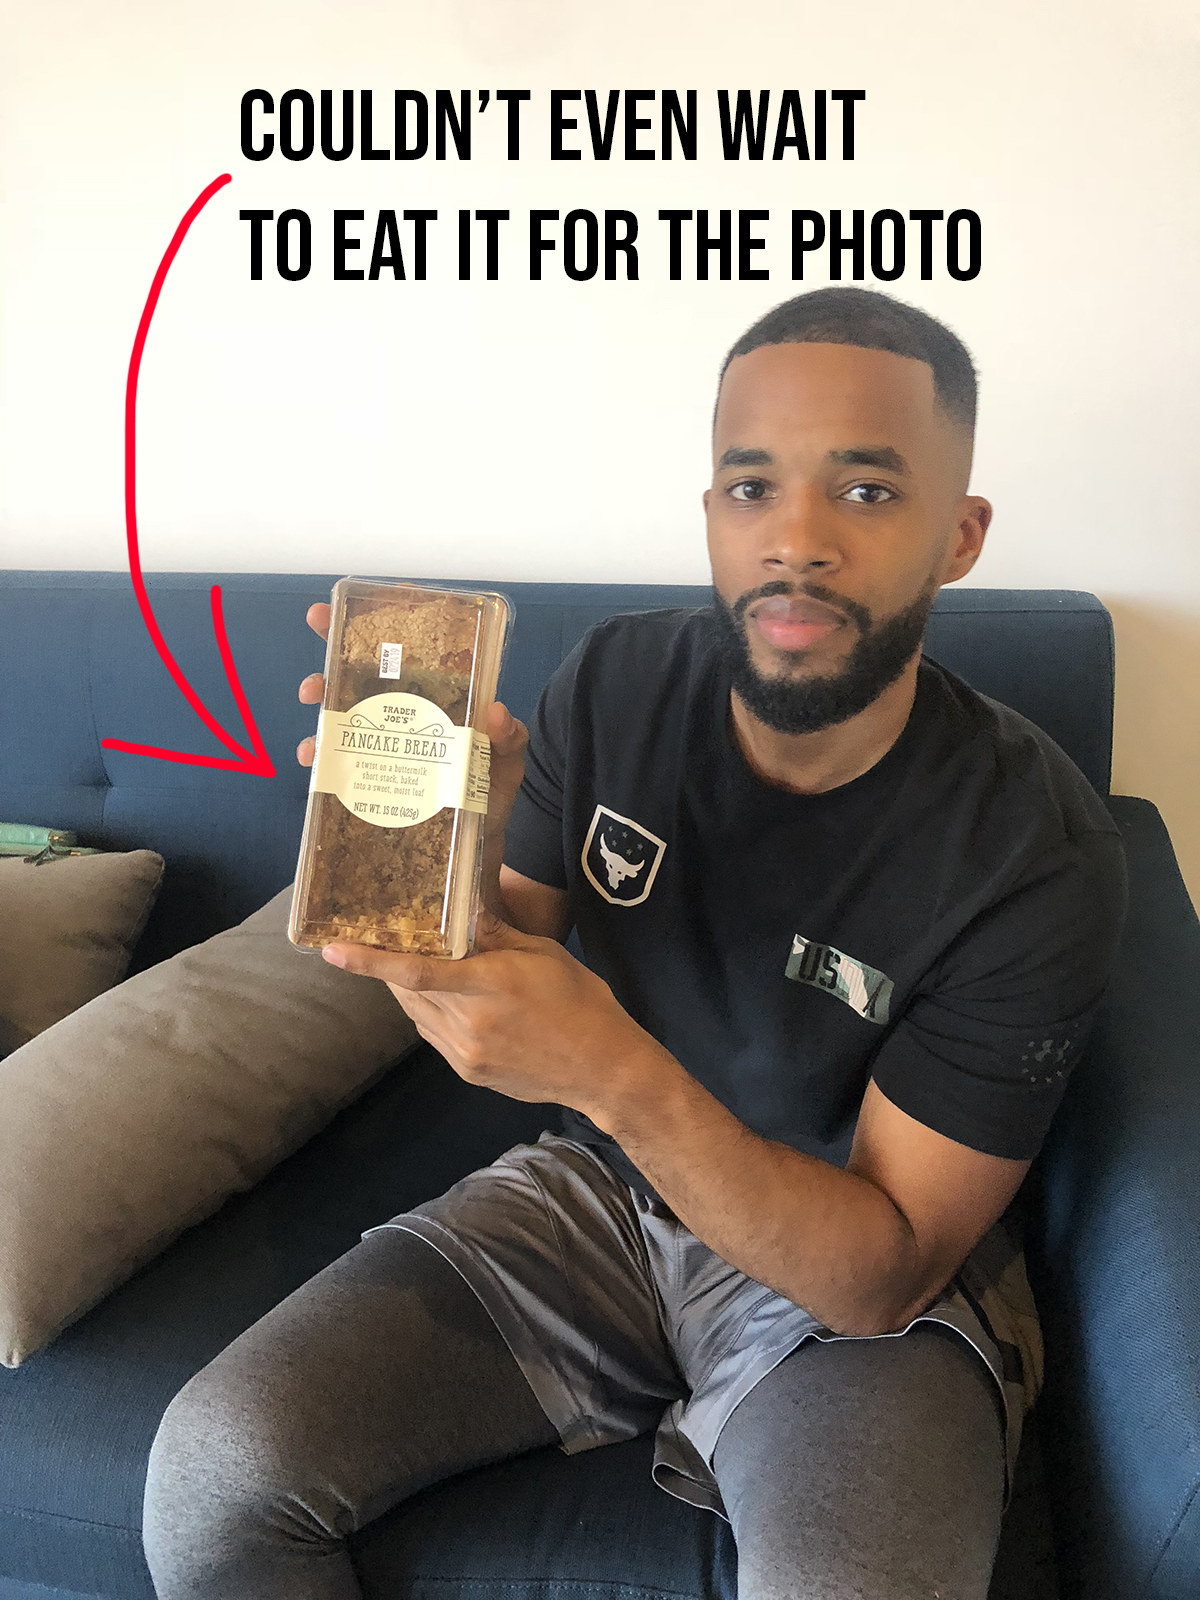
left=711, top=577, right=937, bottom=737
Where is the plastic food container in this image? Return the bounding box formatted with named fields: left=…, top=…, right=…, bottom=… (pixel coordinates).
left=289, top=578, right=511, bottom=959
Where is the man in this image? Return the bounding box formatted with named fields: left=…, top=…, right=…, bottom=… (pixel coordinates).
left=143, top=287, right=1127, bottom=1599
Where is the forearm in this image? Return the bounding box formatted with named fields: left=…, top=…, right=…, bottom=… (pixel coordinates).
left=483, top=850, right=572, bottom=943
left=591, top=1045, right=923, bottom=1338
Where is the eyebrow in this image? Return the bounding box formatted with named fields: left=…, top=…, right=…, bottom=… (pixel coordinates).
left=715, top=445, right=912, bottom=476
left=830, top=446, right=911, bottom=476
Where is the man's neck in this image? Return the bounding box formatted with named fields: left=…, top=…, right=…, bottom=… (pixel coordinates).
left=728, top=657, right=921, bottom=796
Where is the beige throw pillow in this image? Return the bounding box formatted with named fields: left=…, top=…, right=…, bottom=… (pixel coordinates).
left=0, top=849, right=165, bottom=1049
left=0, top=885, right=420, bottom=1366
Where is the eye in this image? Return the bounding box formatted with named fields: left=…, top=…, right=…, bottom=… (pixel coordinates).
left=727, top=478, right=770, bottom=502
left=842, top=482, right=898, bottom=505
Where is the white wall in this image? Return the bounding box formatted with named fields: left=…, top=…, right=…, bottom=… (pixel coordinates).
left=1, top=0, right=1197, bottom=902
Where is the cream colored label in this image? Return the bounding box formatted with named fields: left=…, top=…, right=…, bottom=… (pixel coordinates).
left=465, top=729, right=491, bottom=810
left=311, top=692, right=489, bottom=827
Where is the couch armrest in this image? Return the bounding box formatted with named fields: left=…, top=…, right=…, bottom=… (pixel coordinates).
left=1026, top=796, right=1200, bottom=1600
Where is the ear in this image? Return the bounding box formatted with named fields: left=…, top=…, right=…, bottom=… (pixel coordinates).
left=942, top=496, right=991, bottom=584
left=702, top=487, right=711, bottom=513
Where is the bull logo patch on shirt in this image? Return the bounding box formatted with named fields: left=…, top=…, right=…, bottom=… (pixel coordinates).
left=785, top=934, right=893, bottom=1025
left=581, top=804, right=667, bottom=907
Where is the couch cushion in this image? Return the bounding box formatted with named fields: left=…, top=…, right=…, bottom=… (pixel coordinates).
left=1027, top=796, right=1200, bottom=1598
left=0, top=849, right=164, bottom=1050
left=0, top=886, right=418, bottom=1367
left=350, top=1431, right=738, bottom=1600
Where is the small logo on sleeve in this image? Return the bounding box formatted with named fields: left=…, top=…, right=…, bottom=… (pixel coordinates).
left=785, top=935, right=893, bottom=1024
left=1017, top=1030, right=1079, bottom=1085
left=581, top=805, right=667, bottom=906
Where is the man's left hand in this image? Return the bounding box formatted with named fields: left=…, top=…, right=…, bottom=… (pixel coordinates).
left=321, top=912, right=669, bottom=1118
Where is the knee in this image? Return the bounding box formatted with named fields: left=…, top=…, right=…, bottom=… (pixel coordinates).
left=143, top=1356, right=336, bottom=1583
left=146, top=1361, right=279, bottom=1513
left=716, top=1331, right=1004, bottom=1600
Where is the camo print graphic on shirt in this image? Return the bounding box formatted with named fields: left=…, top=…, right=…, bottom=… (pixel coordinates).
left=785, top=934, right=894, bottom=1025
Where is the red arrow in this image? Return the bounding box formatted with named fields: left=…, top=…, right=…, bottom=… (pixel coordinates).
left=102, top=173, right=276, bottom=777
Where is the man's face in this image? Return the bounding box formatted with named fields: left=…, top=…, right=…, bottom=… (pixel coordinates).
left=704, top=340, right=989, bottom=736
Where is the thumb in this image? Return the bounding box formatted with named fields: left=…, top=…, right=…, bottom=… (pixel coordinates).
left=486, top=701, right=528, bottom=758
left=471, top=905, right=536, bottom=952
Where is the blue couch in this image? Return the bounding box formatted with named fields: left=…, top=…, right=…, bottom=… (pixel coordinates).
left=0, top=571, right=1196, bottom=1600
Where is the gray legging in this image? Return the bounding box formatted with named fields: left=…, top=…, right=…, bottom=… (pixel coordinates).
left=142, top=1227, right=1005, bottom=1600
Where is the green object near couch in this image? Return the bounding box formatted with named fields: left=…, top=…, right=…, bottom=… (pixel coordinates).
left=0, top=822, right=102, bottom=863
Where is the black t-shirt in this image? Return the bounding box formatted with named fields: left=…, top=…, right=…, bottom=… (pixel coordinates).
left=504, top=606, right=1128, bottom=1197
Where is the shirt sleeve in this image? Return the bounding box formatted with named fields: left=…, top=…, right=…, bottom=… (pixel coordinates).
left=501, top=633, right=589, bottom=891
left=869, top=826, right=1128, bottom=1161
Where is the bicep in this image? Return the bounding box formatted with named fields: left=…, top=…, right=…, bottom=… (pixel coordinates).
left=848, top=837, right=1125, bottom=1325
left=848, top=1077, right=1031, bottom=1328
left=870, top=832, right=1128, bottom=1162
left=499, top=865, right=572, bottom=943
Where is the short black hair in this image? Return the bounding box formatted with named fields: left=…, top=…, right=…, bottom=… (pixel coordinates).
left=719, top=287, right=977, bottom=437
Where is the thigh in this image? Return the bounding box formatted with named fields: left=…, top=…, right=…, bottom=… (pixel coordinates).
left=143, top=1227, right=559, bottom=1596
left=375, top=1134, right=683, bottom=1453
left=711, top=1322, right=1006, bottom=1600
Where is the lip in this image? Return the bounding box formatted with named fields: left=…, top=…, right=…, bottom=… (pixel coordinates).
left=749, top=594, right=846, bottom=651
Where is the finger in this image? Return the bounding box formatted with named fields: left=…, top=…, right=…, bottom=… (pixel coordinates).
left=306, top=602, right=331, bottom=642
left=471, top=907, right=539, bottom=953
left=383, top=984, right=449, bottom=1030
left=298, top=672, right=325, bottom=705
left=483, top=704, right=528, bottom=830
left=485, top=701, right=528, bottom=756
left=321, top=941, right=484, bottom=993
left=296, top=734, right=316, bottom=768
left=386, top=997, right=475, bottom=1084
left=378, top=985, right=458, bottom=1061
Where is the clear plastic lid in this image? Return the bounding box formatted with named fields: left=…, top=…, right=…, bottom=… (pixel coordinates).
left=289, top=578, right=511, bottom=959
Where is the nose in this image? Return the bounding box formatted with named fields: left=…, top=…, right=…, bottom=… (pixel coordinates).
left=761, top=485, right=843, bottom=577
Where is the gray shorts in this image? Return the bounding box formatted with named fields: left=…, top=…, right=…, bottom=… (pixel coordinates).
left=364, top=1131, right=1041, bottom=1520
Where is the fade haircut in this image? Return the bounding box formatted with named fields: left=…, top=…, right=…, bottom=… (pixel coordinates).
left=718, top=286, right=978, bottom=439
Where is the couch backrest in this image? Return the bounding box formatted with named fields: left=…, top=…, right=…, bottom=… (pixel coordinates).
left=0, top=572, right=1114, bottom=967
